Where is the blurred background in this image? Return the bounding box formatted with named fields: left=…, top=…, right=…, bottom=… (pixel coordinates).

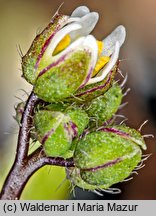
left=0, top=0, right=156, bottom=199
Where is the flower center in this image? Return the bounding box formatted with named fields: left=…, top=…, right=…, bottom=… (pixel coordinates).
left=53, top=34, right=110, bottom=76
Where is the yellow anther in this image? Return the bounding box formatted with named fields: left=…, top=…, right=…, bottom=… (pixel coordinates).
left=53, top=34, right=71, bottom=55
left=91, top=40, right=110, bottom=77
left=92, top=56, right=110, bottom=77
left=97, top=40, right=104, bottom=56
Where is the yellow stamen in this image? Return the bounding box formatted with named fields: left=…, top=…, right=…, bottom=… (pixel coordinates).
left=96, top=40, right=104, bottom=56
left=92, top=40, right=110, bottom=77
left=53, top=34, right=71, bottom=55
left=92, top=56, right=110, bottom=77
left=53, top=36, right=109, bottom=77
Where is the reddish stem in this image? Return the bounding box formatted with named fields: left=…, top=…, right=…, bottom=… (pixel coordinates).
left=0, top=91, right=74, bottom=200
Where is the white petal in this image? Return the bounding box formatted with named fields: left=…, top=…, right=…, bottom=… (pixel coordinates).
left=102, top=25, right=126, bottom=56
left=82, top=35, right=98, bottom=68
left=79, top=35, right=98, bottom=88
left=70, top=12, right=99, bottom=39
left=87, top=41, right=120, bottom=85
left=68, top=17, right=81, bottom=23
left=44, top=23, right=82, bottom=58
left=71, top=6, right=90, bottom=17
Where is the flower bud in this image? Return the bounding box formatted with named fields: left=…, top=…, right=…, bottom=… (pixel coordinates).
left=44, top=102, right=70, bottom=112
left=65, top=107, right=89, bottom=136
left=34, top=107, right=89, bottom=157
left=73, top=126, right=146, bottom=189
left=85, top=83, right=122, bottom=124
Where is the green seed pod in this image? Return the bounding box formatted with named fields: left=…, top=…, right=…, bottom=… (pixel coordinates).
left=85, top=82, right=122, bottom=125
left=73, top=127, right=145, bottom=189
left=34, top=108, right=89, bottom=157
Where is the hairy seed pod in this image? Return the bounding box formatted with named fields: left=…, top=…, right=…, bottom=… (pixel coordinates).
left=34, top=108, right=89, bottom=157
left=74, top=127, right=145, bottom=189
left=85, top=82, right=123, bottom=125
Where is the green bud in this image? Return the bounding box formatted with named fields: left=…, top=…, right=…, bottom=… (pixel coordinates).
left=73, top=126, right=145, bottom=189
left=106, top=125, right=147, bottom=150
left=44, top=103, right=89, bottom=136
left=65, top=107, right=89, bottom=136
left=85, top=83, right=122, bottom=125
left=34, top=107, right=89, bottom=157
left=44, top=102, right=70, bottom=112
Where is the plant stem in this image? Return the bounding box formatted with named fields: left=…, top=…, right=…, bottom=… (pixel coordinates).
left=16, top=91, right=39, bottom=163
left=0, top=91, right=74, bottom=200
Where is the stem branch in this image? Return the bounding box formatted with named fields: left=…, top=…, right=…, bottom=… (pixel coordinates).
left=0, top=91, right=74, bottom=200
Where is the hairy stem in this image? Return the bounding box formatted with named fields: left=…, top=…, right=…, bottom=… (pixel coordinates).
left=16, top=91, right=39, bottom=163
left=0, top=91, right=74, bottom=200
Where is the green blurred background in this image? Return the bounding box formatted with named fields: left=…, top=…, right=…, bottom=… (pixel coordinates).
left=0, top=0, right=156, bottom=199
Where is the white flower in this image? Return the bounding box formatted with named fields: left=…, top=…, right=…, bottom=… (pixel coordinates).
left=42, top=6, right=126, bottom=87
left=23, top=5, right=126, bottom=102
